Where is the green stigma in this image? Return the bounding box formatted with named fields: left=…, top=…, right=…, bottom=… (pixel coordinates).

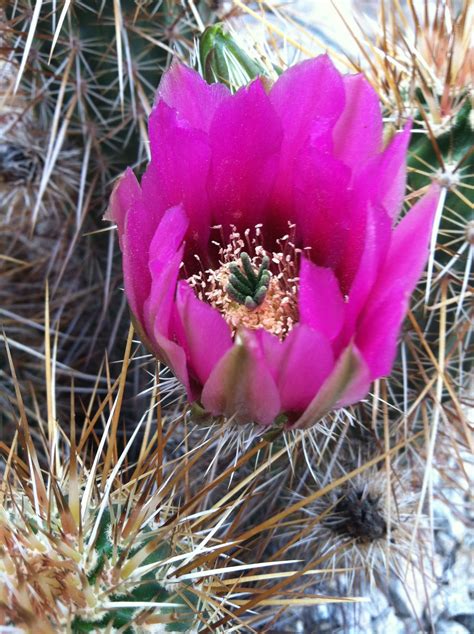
left=226, top=252, right=271, bottom=310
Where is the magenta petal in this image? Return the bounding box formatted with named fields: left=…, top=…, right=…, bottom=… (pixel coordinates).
left=175, top=281, right=233, bottom=385
left=374, top=121, right=412, bottom=219
left=145, top=254, right=190, bottom=394
left=106, top=167, right=141, bottom=246
left=156, top=62, right=230, bottom=132
left=141, top=205, right=191, bottom=395
left=335, top=204, right=392, bottom=353
left=253, top=328, right=280, bottom=381
left=154, top=322, right=191, bottom=398
left=208, top=78, right=282, bottom=231
left=262, top=325, right=334, bottom=414
left=294, top=145, right=352, bottom=269
left=121, top=195, right=160, bottom=323
left=201, top=330, right=280, bottom=426
left=291, top=345, right=371, bottom=429
left=298, top=257, right=345, bottom=340
left=144, top=205, right=189, bottom=338
left=106, top=169, right=151, bottom=320
left=255, top=325, right=331, bottom=414
left=144, top=103, right=212, bottom=254
left=335, top=359, right=372, bottom=408
left=333, top=74, right=383, bottom=172
left=147, top=206, right=188, bottom=282
left=356, top=185, right=440, bottom=378
left=346, top=205, right=391, bottom=318
left=270, top=55, right=345, bottom=214
left=270, top=55, right=345, bottom=147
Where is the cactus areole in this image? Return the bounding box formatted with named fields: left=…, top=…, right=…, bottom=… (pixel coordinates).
left=107, top=55, right=440, bottom=428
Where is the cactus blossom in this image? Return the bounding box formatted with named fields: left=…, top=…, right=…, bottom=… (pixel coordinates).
left=108, top=56, right=439, bottom=428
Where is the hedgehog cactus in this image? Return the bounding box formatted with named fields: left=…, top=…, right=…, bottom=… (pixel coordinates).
left=408, top=96, right=473, bottom=299
left=404, top=2, right=473, bottom=300
left=393, top=3, right=473, bottom=398
left=0, top=380, right=211, bottom=633
left=0, top=1, right=220, bottom=426
left=406, top=96, right=473, bottom=395
left=0, top=505, right=202, bottom=633
left=1, top=1, right=473, bottom=631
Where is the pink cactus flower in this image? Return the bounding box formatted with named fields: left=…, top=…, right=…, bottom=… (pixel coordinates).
left=108, top=56, right=440, bottom=428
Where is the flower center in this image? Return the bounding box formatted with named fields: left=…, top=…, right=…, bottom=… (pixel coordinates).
left=226, top=252, right=271, bottom=309
left=186, top=225, right=302, bottom=339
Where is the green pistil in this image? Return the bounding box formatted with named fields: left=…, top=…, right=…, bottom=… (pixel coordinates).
left=226, top=252, right=271, bottom=310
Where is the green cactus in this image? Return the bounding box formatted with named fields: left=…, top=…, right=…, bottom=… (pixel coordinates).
left=71, top=512, right=199, bottom=633
left=1, top=495, right=205, bottom=632
left=403, top=96, right=473, bottom=393
left=408, top=97, right=474, bottom=271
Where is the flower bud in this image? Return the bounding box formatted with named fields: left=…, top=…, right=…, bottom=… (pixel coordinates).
left=198, top=24, right=266, bottom=90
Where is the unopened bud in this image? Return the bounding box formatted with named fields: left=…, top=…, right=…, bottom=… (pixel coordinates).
left=198, top=24, right=266, bottom=90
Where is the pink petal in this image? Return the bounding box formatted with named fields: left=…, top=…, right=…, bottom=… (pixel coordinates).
left=335, top=351, right=372, bottom=408
left=106, top=169, right=155, bottom=320
left=141, top=205, right=192, bottom=395
left=106, top=167, right=141, bottom=246
left=270, top=55, right=345, bottom=217
left=294, top=146, right=352, bottom=270
left=153, top=316, right=192, bottom=399
left=258, top=325, right=334, bottom=414
left=298, top=257, right=345, bottom=341
left=207, top=78, right=282, bottom=233
left=335, top=204, right=392, bottom=353
left=291, top=345, right=371, bottom=429
left=270, top=55, right=345, bottom=147
left=175, top=281, right=233, bottom=385
left=156, top=61, right=230, bottom=133
left=333, top=74, right=383, bottom=172
left=201, top=330, right=280, bottom=426
left=373, top=121, right=412, bottom=219
left=121, top=194, right=159, bottom=322
left=356, top=185, right=440, bottom=378
left=144, top=205, right=189, bottom=338
left=333, top=137, right=411, bottom=294
left=144, top=102, right=212, bottom=256
left=145, top=258, right=190, bottom=395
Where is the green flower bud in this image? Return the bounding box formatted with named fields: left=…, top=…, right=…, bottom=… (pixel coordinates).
left=198, top=24, right=267, bottom=90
